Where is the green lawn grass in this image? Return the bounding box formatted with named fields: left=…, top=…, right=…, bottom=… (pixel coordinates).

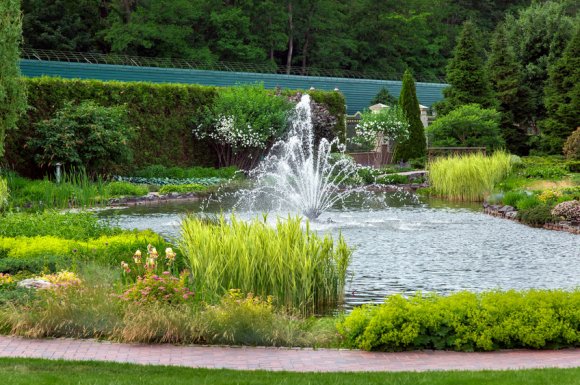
left=1, top=358, right=578, bottom=385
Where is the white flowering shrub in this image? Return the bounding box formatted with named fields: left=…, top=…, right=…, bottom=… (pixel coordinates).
left=194, top=84, right=292, bottom=170
left=350, top=106, right=410, bottom=150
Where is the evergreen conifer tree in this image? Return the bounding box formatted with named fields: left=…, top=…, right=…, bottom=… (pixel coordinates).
left=487, top=23, right=529, bottom=155
left=371, top=87, right=397, bottom=106
left=436, top=20, right=495, bottom=116
left=394, top=69, right=426, bottom=162
left=0, top=0, right=26, bottom=157
left=541, top=26, right=580, bottom=152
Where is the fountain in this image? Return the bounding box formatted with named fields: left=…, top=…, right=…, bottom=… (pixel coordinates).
left=238, top=94, right=362, bottom=219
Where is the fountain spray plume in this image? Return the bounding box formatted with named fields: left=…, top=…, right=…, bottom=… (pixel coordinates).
left=243, top=94, right=363, bottom=219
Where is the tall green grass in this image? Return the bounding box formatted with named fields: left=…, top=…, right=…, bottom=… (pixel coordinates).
left=428, top=152, right=512, bottom=201
left=0, top=178, right=8, bottom=210
left=5, top=169, right=108, bottom=209
left=179, top=215, right=352, bottom=315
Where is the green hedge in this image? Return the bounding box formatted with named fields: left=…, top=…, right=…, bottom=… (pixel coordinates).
left=337, top=290, right=580, bottom=351
left=5, top=78, right=346, bottom=177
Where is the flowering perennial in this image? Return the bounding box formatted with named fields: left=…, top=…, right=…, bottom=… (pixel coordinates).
left=351, top=106, right=410, bottom=149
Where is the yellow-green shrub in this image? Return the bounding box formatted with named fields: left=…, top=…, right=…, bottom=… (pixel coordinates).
left=0, top=231, right=175, bottom=274
left=337, top=290, right=580, bottom=351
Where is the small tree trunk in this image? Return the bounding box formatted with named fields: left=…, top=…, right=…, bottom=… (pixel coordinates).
left=286, top=1, right=294, bottom=74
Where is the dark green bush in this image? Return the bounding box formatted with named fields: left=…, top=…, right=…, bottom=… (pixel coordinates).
left=522, top=165, right=568, bottom=179
left=6, top=78, right=345, bottom=177
left=517, top=205, right=555, bottom=226
left=337, top=290, right=580, bottom=351
left=28, top=101, right=134, bottom=176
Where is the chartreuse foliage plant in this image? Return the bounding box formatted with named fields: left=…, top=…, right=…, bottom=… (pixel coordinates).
left=0, top=230, right=173, bottom=275
left=337, top=290, right=580, bottom=352
left=179, top=214, right=351, bottom=315
left=428, top=152, right=512, bottom=201
left=0, top=179, right=8, bottom=210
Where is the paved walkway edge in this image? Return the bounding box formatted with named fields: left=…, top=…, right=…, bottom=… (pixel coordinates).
left=0, top=336, right=579, bottom=372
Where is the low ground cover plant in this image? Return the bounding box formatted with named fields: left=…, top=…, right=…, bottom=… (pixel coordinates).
left=115, top=176, right=227, bottom=187
left=104, top=181, right=148, bottom=197
left=179, top=214, right=352, bottom=315
left=337, top=290, right=580, bottom=351
left=158, top=184, right=206, bottom=195
left=134, top=165, right=239, bottom=180
left=429, top=152, right=512, bottom=201
left=0, top=230, right=174, bottom=275
left=0, top=211, right=120, bottom=240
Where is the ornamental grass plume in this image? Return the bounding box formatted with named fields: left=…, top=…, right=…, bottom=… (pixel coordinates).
left=179, top=214, right=352, bottom=316
left=428, top=151, right=512, bottom=201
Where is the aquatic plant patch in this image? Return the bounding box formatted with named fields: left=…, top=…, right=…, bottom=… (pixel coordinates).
left=428, top=152, right=512, bottom=201
left=179, top=214, right=352, bottom=315
left=337, top=290, right=580, bottom=352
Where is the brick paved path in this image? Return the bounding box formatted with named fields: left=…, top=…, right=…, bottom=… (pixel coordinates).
left=0, top=336, right=579, bottom=372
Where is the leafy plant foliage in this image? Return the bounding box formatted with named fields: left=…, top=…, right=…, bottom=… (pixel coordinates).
left=28, top=101, right=134, bottom=176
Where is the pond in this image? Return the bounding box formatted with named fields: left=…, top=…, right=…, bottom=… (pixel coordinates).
left=99, top=192, right=580, bottom=307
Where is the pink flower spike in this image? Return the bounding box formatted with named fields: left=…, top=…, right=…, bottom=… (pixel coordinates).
left=162, top=271, right=170, bottom=276
left=183, top=294, right=189, bottom=299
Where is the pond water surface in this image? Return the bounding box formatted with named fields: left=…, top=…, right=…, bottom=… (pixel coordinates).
left=99, top=192, right=579, bottom=307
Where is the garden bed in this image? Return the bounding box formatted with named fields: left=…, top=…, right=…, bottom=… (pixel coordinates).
left=483, top=203, right=580, bottom=235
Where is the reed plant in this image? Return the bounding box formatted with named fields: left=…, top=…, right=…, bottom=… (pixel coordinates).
left=179, top=214, right=352, bottom=315
left=428, top=151, right=512, bottom=201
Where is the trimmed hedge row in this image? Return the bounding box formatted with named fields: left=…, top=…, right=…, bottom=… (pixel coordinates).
left=337, top=290, right=580, bottom=351
left=4, top=77, right=346, bottom=177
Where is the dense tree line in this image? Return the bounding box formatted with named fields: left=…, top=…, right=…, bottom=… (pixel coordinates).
left=435, top=0, right=578, bottom=155
left=20, top=0, right=542, bottom=82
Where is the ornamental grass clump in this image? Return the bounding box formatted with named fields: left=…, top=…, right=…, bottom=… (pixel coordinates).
left=179, top=214, right=352, bottom=315
left=428, top=151, right=512, bottom=201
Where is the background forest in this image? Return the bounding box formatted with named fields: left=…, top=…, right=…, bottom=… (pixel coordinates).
left=20, top=0, right=577, bottom=82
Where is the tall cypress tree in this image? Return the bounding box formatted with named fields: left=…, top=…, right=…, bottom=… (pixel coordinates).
left=541, top=26, right=580, bottom=152
left=0, top=0, right=26, bottom=157
left=436, top=20, right=495, bottom=116
left=487, top=23, right=529, bottom=155
left=394, top=69, right=426, bottom=162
